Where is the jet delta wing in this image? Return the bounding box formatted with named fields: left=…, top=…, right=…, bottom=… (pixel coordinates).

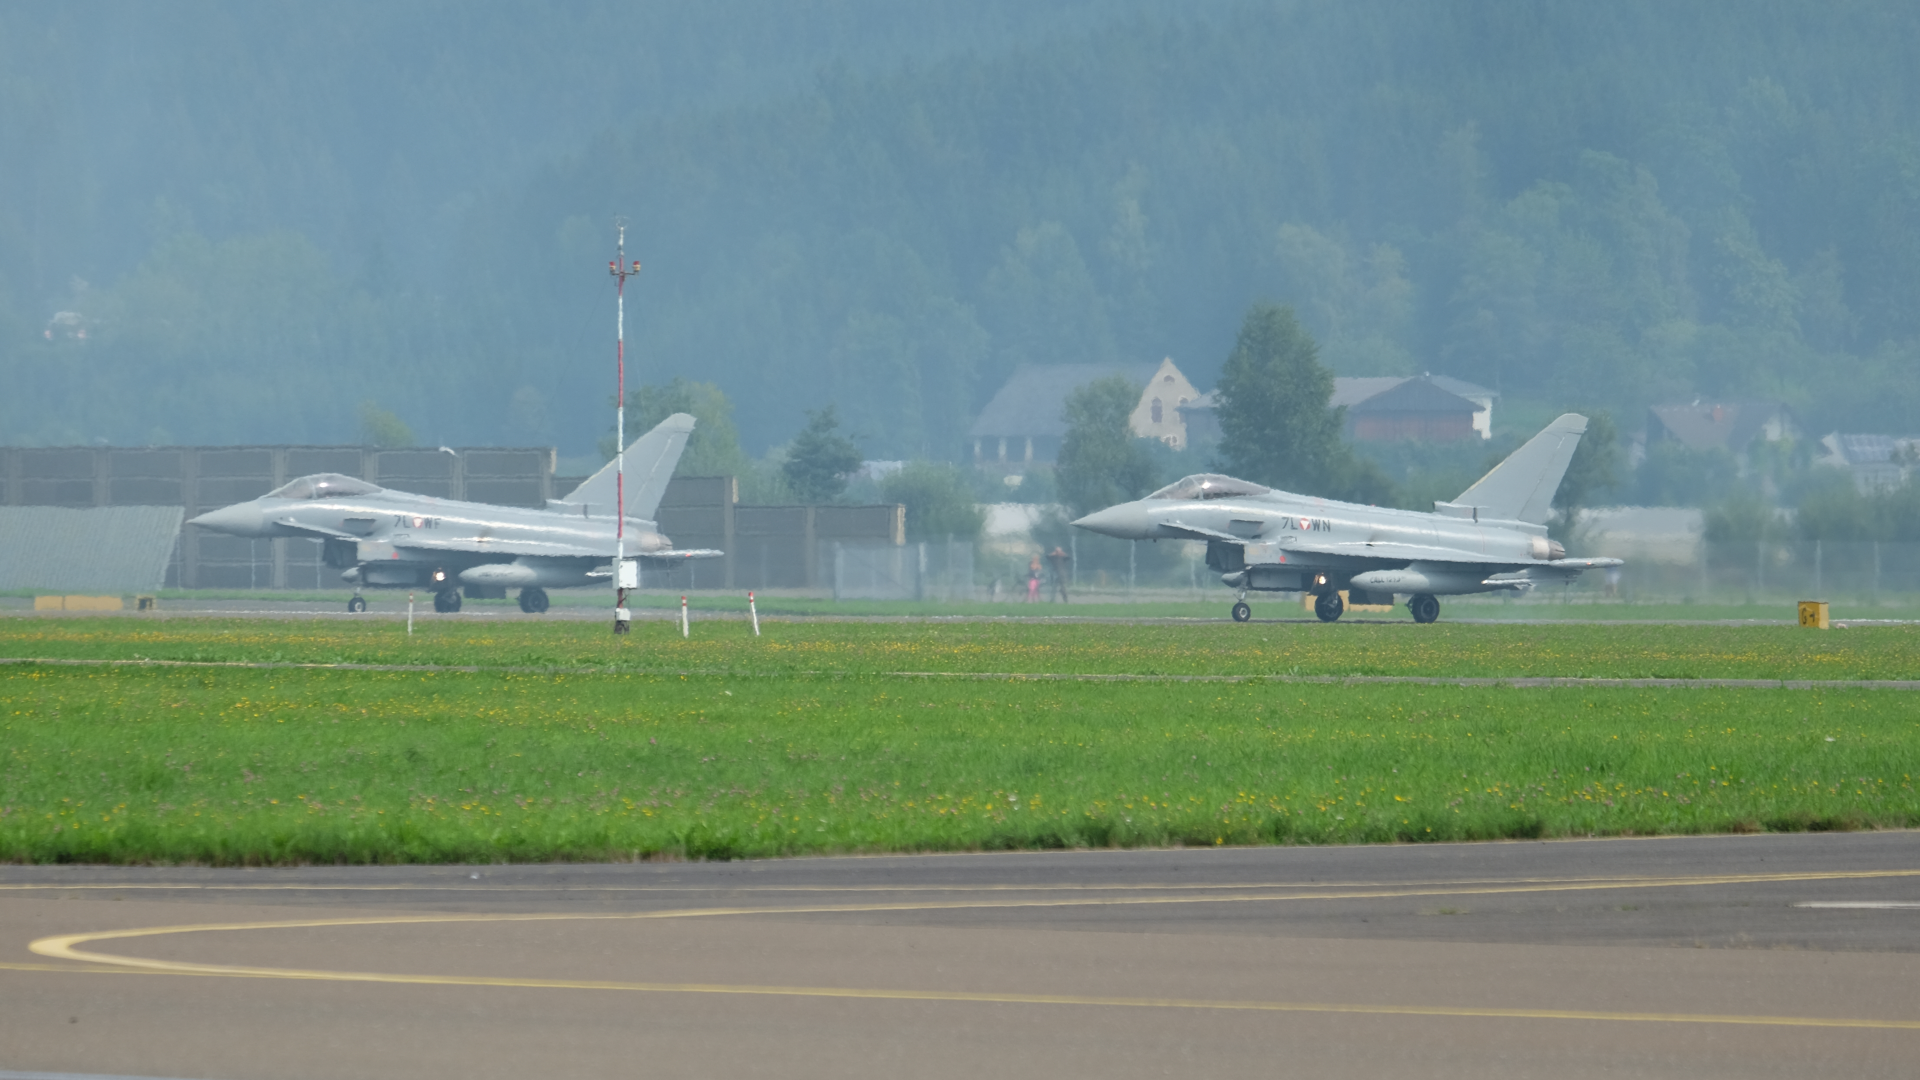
left=187, top=414, right=721, bottom=614
left=1071, top=413, right=1622, bottom=624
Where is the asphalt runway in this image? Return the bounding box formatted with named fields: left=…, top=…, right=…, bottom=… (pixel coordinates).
left=4, top=833, right=1918, bottom=1079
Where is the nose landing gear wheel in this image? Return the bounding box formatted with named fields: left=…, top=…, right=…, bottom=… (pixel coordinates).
left=1409, top=593, right=1441, bottom=624
left=347, top=596, right=366, bottom=613
left=1313, top=591, right=1345, bottom=622
left=518, top=587, right=550, bottom=614
left=433, top=588, right=462, bottom=613
left=1231, top=601, right=1251, bottom=622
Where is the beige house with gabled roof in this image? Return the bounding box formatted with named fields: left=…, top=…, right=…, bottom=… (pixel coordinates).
left=1129, top=357, right=1202, bottom=449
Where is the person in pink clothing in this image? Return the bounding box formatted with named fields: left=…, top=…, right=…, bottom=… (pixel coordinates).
left=1026, top=554, right=1042, bottom=602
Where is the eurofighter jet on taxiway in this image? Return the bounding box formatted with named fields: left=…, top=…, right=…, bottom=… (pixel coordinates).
left=187, top=414, right=719, bottom=613
left=1071, top=413, right=1622, bottom=623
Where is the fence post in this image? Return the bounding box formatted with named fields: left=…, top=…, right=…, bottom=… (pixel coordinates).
left=915, top=541, right=926, bottom=602
left=1070, top=534, right=1077, bottom=591
left=1128, top=540, right=1136, bottom=598
left=1874, top=540, right=1881, bottom=605
left=832, top=541, right=843, bottom=602
left=1814, top=539, right=1823, bottom=599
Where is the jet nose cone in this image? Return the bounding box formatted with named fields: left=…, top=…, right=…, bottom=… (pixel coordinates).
left=187, top=502, right=263, bottom=536
left=1071, top=503, right=1150, bottom=539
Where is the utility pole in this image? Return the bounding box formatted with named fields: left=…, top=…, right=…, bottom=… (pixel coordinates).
left=609, top=225, right=640, bottom=634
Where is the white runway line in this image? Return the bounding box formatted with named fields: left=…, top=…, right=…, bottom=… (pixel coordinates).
left=0, top=1073, right=235, bottom=1080
left=1793, top=901, right=1920, bottom=909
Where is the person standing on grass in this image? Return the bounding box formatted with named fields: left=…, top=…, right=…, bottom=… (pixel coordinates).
left=1027, top=554, right=1042, bottom=602
left=1047, top=545, right=1071, bottom=602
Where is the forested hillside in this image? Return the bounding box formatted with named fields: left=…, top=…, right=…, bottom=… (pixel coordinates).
left=3, top=1, right=1918, bottom=464
left=0, top=0, right=1155, bottom=445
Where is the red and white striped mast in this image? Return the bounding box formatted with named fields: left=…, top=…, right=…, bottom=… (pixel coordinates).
left=609, top=225, right=639, bottom=634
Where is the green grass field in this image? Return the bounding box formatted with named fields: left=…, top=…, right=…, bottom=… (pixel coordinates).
left=2, top=617, right=1916, bottom=864
left=2, top=616, right=1917, bottom=680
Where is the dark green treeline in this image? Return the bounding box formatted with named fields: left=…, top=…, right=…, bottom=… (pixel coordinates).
left=3, top=1, right=1918, bottom=459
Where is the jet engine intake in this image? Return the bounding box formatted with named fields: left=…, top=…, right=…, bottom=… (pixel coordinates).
left=322, top=537, right=359, bottom=569
left=1245, top=565, right=1305, bottom=591
left=1204, top=540, right=1245, bottom=573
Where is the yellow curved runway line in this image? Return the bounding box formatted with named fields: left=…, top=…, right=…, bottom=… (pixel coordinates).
left=17, top=955, right=1920, bottom=1031
left=25, top=867, right=1920, bottom=1032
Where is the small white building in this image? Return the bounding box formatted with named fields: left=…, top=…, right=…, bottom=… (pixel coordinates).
left=1127, top=358, right=1203, bottom=449
left=1817, top=433, right=1920, bottom=492
left=968, top=362, right=1156, bottom=470
left=1329, top=375, right=1497, bottom=440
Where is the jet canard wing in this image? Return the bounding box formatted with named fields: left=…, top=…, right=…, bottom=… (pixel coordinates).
left=269, top=517, right=365, bottom=541
left=1158, top=519, right=1251, bottom=544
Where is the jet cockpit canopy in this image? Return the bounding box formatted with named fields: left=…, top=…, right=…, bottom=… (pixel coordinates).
left=268, top=473, right=382, bottom=500
left=1146, top=474, right=1271, bottom=501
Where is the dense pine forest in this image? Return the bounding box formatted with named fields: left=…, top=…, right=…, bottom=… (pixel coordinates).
left=4, top=1, right=1918, bottom=481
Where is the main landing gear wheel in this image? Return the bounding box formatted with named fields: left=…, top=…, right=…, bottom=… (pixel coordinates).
left=1231, top=601, right=1252, bottom=622
left=347, top=596, right=366, bottom=613
left=433, top=588, right=462, bottom=613
left=1313, top=591, right=1345, bottom=622
left=1409, top=593, right=1441, bottom=624
left=518, top=587, right=550, bottom=614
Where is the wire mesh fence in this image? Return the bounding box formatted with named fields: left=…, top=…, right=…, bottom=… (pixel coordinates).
left=823, top=538, right=976, bottom=601
left=1611, top=540, right=1920, bottom=604
left=175, top=532, right=1920, bottom=608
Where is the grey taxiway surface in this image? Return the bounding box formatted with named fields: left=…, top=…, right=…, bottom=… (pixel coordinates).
left=4, top=833, right=1918, bottom=1079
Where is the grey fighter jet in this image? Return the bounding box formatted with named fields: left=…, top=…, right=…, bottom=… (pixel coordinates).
left=187, top=414, right=720, bottom=613
left=1071, top=414, right=1622, bottom=623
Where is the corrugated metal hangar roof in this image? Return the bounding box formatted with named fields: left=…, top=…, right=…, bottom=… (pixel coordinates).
left=0, top=506, right=183, bottom=592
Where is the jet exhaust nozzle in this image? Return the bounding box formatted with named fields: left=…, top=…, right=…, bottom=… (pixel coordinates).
left=1529, top=536, right=1567, bottom=560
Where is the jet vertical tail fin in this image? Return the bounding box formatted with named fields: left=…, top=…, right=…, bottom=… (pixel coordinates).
left=1442, top=413, right=1587, bottom=525
left=560, top=413, right=696, bottom=520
